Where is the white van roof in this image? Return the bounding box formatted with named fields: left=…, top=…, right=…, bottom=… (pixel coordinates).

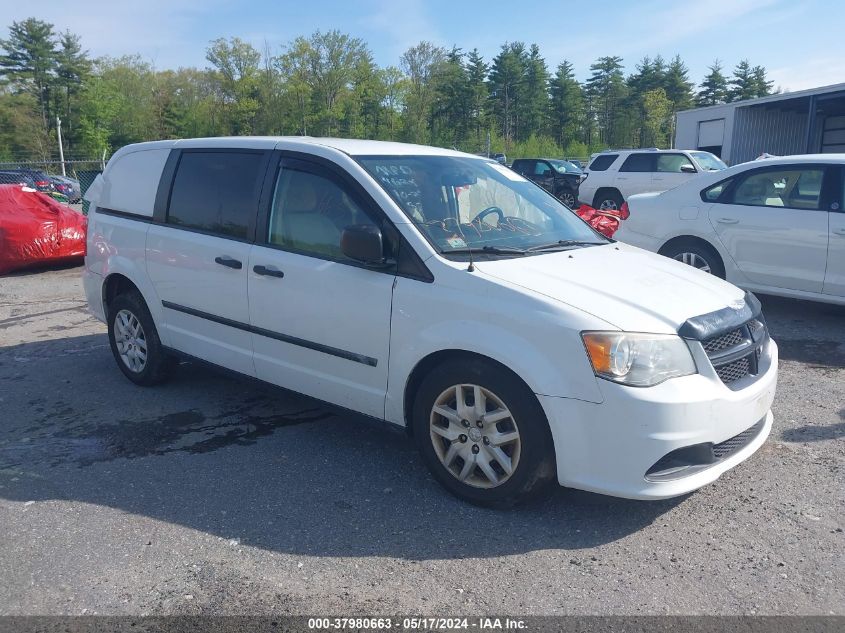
left=112, top=137, right=473, bottom=158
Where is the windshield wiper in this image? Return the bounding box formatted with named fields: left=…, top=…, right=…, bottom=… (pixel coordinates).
left=526, top=240, right=605, bottom=252
left=445, top=245, right=527, bottom=256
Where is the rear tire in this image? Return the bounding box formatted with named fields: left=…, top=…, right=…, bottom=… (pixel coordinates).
left=593, top=189, right=624, bottom=211
left=412, top=358, right=556, bottom=508
left=661, top=239, right=726, bottom=279
left=107, top=290, right=175, bottom=386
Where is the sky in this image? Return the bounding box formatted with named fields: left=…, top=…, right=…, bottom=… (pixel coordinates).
left=2, top=0, right=844, bottom=92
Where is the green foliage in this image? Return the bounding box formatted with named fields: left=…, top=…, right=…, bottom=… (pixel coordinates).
left=697, top=60, right=729, bottom=106
left=508, top=134, right=563, bottom=160
left=550, top=60, right=583, bottom=149
left=641, top=88, right=672, bottom=148
left=585, top=56, right=628, bottom=148
left=727, top=60, right=772, bottom=102
left=0, top=17, right=780, bottom=162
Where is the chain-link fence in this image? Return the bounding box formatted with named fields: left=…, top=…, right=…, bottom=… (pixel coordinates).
left=0, top=159, right=105, bottom=214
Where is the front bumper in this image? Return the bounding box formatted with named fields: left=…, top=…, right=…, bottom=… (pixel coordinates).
left=539, top=338, right=778, bottom=500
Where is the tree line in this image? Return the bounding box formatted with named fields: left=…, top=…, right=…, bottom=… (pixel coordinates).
left=0, top=18, right=775, bottom=163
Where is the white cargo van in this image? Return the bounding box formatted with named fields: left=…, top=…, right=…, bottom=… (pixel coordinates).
left=83, top=137, right=777, bottom=506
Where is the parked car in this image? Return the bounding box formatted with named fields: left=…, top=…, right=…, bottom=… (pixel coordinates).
left=0, top=184, right=87, bottom=274
left=615, top=154, right=845, bottom=305
left=3, top=168, right=56, bottom=194
left=83, top=137, right=777, bottom=506
left=579, top=149, right=727, bottom=210
left=0, top=170, right=37, bottom=188
left=50, top=175, right=82, bottom=203
left=510, top=158, right=584, bottom=208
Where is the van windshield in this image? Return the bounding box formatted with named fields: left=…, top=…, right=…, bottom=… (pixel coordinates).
left=358, top=155, right=606, bottom=256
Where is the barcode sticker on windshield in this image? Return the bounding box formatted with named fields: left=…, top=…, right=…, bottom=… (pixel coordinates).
left=489, top=163, right=527, bottom=182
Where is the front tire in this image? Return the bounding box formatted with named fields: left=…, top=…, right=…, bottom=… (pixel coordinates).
left=558, top=190, right=577, bottom=208
left=107, top=291, right=175, bottom=386
left=412, top=358, right=556, bottom=507
left=661, top=240, right=726, bottom=278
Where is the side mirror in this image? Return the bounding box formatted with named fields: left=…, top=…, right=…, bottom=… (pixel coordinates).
left=341, top=225, right=387, bottom=266
left=680, top=164, right=696, bottom=173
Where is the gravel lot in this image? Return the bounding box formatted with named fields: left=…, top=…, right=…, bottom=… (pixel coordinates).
left=0, top=264, right=842, bottom=615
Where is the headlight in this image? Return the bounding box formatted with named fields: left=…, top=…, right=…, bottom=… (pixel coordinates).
left=581, top=331, right=697, bottom=387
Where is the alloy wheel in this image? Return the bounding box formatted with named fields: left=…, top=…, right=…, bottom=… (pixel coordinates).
left=429, top=384, right=521, bottom=489
left=598, top=199, right=619, bottom=211
left=559, top=192, right=577, bottom=208
left=673, top=252, right=712, bottom=273
left=114, top=309, right=148, bottom=373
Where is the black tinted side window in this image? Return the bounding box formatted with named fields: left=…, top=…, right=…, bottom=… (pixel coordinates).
left=701, top=178, right=734, bottom=202
left=588, top=154, right=618, bottom=171
left=511, top=160, right=533, bottom=176
left=167, top=151, right=265, bottom=239
left=619, top=153, right=655, bottom=172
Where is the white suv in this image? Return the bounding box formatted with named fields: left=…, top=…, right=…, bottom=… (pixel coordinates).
left=83, top=137, right=776, bottom=506
left=580, top=149, right=726, bottom=210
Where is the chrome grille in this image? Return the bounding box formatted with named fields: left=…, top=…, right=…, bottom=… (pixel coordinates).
left=715, top=356, right=751, bottom=384
left=702, top=328, right=746, bottom=354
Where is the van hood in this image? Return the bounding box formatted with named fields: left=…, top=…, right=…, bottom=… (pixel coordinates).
left=475, top=243, right=745, bottom=334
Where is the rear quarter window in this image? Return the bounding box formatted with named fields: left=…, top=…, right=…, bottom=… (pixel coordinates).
left=619, top=153, right=655, bottom=172
left=588, top=154, right=618, bottom=172
left=167, top=151, right=266, bottom=239
left=701, top=178, right=734, bottom=202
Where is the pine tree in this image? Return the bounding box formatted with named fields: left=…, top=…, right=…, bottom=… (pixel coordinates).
left=626, top=56, right=666, bottom=146
left=751, top=65, right=774, bottom=97
left=55, top=30, right=91, bottom=149
left=585, top=56, right=627, bottom=148
left=431, top=47, right=472, bottom=147
left=0, top=18, right=57, bottom=130
left=520, top=44, right=549, bottom=140
left=549, top=60, right=582, bottom=148
left=663, top=55, right=693, bottom=113
left=728, top=59, right=757, bottom=102
left=465, top=49, right=489, bottom=151
left=488, top=42, right=527, bottom=148
left=696, top=60, right=728, bottom=106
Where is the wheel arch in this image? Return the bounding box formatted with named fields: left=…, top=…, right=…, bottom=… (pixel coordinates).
left=592, top=187, right=623, bottom=208
left=102, top=273, right=141, bottom=316
left=658, top=234, right=724, bottom=262
left=100, top=269, right=170, bottom=346
left=402, top=349, right=543, bottom=437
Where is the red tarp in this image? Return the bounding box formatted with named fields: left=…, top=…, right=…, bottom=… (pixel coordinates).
left=0, top=185, right=87, bottom=275
left=574, top=204, right=624, bottom=238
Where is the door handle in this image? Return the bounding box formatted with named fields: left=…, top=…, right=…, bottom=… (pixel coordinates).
left=716, top=217, right=739, bottom=224
left=214, top=256, right=242, bottom=269
left=253, top=264, right=285, bottom=278
left=833, top=228, right=845, bottom=236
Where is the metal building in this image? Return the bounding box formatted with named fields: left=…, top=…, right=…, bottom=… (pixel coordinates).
left=674, top=82, right=845, bottom=165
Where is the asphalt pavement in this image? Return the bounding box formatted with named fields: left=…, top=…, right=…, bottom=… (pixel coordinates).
left=0, top=265, right=842, bottom=615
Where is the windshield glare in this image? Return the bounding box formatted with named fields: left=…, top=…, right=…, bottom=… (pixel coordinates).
left=691, top=151, right=727, bottom=171
left=358, top=155, right=605, bottom=255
